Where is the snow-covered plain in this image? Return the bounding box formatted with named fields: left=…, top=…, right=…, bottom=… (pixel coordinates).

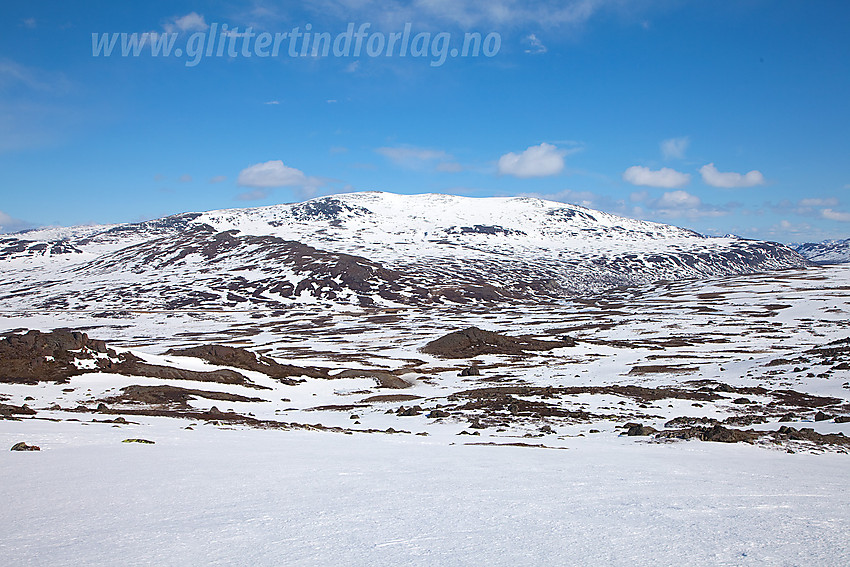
left=3, top=420, right=849, bottom=567
left=2, top=263, right=850, bottom=566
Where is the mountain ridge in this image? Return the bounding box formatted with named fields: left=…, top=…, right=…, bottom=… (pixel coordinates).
left=0, top=192, right=810, bottom=310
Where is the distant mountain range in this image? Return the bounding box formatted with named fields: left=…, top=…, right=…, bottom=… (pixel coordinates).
left=793, top=238, right=850, bottom=265
left=0, top=192, right=812, bottom=310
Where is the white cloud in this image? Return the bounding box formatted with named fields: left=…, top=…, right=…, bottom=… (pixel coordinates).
left=209, top=175, right=226, bottom=183
left=699, top=163, right=765, bottom=188
left=649, top=190, right=730, bottom=219
left=523, top=34, right=547, bottom=54
left=0, top=210, right=30, bottom=233
left=263, top=100, right=280, bottom=105
left=237, top=160, right=319, bottom=189
left=21, top=18, right=36, bottom=29
left=822, top=209, right=850, bottom=222
left=498, top=143, right=565, bottom=178
left=656, top=190, right=701, bottom=209
left=660, top=136, right=689, bottom=160
left=622, top=165, right=690, bottom=188
left=164, top=12, right=208, bottom=33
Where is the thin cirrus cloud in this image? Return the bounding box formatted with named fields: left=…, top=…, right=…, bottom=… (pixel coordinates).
left=376, top=145, right=460, bottom=172
left=622, top=165, right=690, bottom=188
left=302, top=0, right=606, bottom=29
left=237, top=160, right=322, bottom=190
left=699, top=163, right=765, bottom=188
left=660, top=136, right=689, bottom=160
left=498, top=143, right=565, bottom=178
left=236, top=189, right=269, bottom=201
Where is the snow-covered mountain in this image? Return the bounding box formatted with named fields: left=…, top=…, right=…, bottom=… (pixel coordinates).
left=794, top=238, right=850, bottom=264
left=0, top=192, right=810, bottom=309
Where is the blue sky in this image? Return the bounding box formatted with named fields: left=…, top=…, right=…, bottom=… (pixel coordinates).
left=1, top=0, right=849, bottom=243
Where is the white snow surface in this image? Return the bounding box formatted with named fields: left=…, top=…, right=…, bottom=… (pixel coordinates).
left=3, top=422, right=849, bottom=567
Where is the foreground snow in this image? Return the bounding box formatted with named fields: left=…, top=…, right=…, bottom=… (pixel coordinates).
left=2, top=420, right=848, bottom=567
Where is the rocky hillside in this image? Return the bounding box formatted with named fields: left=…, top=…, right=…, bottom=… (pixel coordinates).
left=0, top=192, right=810, bottom=310
left=795, top=238, right=850, bottom=264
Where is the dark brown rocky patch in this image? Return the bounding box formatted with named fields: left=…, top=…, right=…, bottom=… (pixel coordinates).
left=102, top=385, right=266, bottom=408
left=421, top=326, right=575, bottom=359
left=165, top=344, right=326, bottom=383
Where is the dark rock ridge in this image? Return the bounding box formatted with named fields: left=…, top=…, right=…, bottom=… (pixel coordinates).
left=0, top=329, right=114, bottom=384
left=102, top=385, right=265, bottom=407
left=0, top=329, right=262, bottom=388
left=0, top=237, right=83, bottom=260
left=422, top=327, right=575, bottom=358
left=165, top=344, right=326, bottom=383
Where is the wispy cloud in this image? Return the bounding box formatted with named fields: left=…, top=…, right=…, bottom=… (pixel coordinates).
left=178, top=174, right=192, bottom=183
left=236, top=189, right=270, bottom=201
left=0, top=59, right=70, bottom=92
left=649, top=190, right=732, bottom=220
left=267, top=0, right=616, bottom=31
left=0, top=210, right=31, bottom=233
left=436, top=161, right=464, bottom=172
left=523, top=33, right=547, bottom=54
left=376, top=145, right=459, bottom=171
left=163, top=12, right=209, bottom=34
left=699, top=163, right=765, bottom=188
left=660, top=136, right=689, bottom=160
left=622, top=165, right=690, bottom=188
left=209, top=175, right=227, bottom=183
left=822, top=209, right=850, bottom=222
left=498, top=143, right=565, bottom=178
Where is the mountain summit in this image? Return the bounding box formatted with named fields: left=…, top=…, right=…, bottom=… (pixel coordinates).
left=1, top=192, right=809, bottom=309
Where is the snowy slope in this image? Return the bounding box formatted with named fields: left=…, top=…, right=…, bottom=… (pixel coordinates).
left=0, top=192, right=809, bottom=310
left=795, top=237, right=850, bottom=264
